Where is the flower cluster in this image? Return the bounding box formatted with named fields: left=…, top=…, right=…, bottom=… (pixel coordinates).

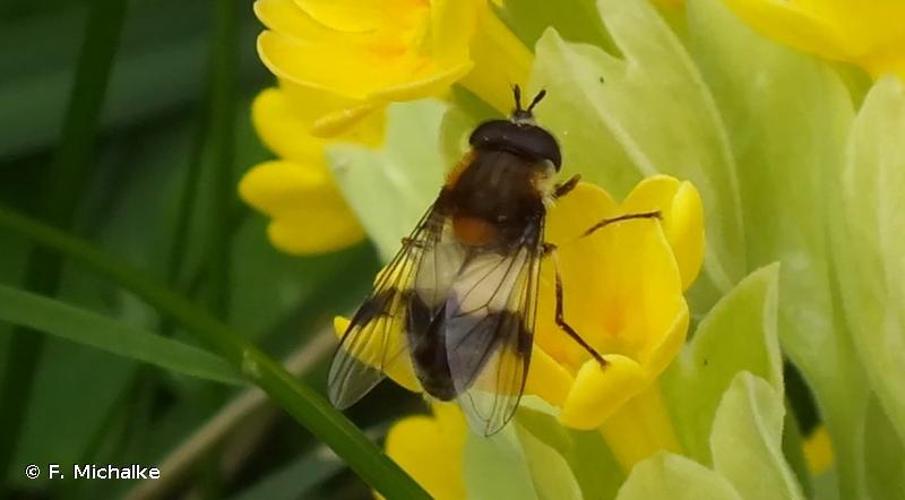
left=241, top=0, right=530, bottom=255
left=240, top=0, right=905, bottom=498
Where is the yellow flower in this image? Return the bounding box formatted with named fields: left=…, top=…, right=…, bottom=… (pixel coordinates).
left=243, top=0, right=533, bottom=255
left=723, top=0, right=905, bottom=80
left=383, top=402, right=467, bottom=499
left=525, top=176, right=703, bottom=433
left=803, top=425, right=834, bottom=475
left=254, top=0, right=532, bottom=129
left=239, top=86, right=383, bottom=254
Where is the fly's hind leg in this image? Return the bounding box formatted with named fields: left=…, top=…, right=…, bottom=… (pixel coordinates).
left=543, top=243, right=606, bottom=366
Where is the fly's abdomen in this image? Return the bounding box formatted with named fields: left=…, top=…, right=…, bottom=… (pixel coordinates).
left=406, top=293, right=457, bottom=400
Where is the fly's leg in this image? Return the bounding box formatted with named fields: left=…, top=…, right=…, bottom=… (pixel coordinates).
left=552, top=172, right=660, bottom=229
left=400, top=237, right=427, bottom=249
left=553, top=174, right=581, bottom=199
left=582, top=210, right=661, bottom=238
left=542, top=243, right=606, bottom=366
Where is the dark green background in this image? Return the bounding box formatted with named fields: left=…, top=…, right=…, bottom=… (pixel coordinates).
left=0, top=1, right=422, bottom=498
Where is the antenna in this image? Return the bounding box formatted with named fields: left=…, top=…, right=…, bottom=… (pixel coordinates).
left=527, top=89, right=547, bottom=112
left=512, top=84, right=523, bottom=112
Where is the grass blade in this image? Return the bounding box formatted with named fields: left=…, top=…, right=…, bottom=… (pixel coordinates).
left=0, top=284, right=244, bottom=386
left=0, top=205, right=429, bottom=499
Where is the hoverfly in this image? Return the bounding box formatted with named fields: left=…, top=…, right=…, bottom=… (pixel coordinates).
left=328, top=86, right=660, bottom=435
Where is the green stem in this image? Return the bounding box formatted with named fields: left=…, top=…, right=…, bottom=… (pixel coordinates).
left=204, top=0, right=238, bottom=318
left=0, top=206, right=429, bottom=499
left=166, top=94, right=209, bottom=290
left=0, top=0, right=128, bottom=483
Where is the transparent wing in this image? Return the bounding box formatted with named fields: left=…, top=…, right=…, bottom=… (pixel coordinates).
left=327, top=206, right=446, bottom=409
left=444, top=226, right=542, bottom=436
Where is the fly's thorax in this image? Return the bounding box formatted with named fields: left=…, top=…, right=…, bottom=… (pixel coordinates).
left=444, top=149, right=548, bottom=248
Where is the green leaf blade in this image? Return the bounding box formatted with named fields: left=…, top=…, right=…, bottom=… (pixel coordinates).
left=834, top=76, right=905, bottom=447
left=615, top=452, right=742, bottom=500
left=710, top=373, right=805, bottom=500
left=663, top=264, right=783, bottom=464
left=328, top=100, right=448, bottom=262
left=0, top=284, right=244, bottom=385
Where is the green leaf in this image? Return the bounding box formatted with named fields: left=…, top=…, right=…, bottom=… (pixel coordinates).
left=464, top=426, right=539, bottom=500
left=517, top=403, right=624, bottom=499
left=710, top=373, right=804, bottom=500
left=516, top=423, right=583, bottom=500
left=0, top=283, right=244, bottom=385
left=328, top=99, right=448, bottom=261
left=615, top=452, right=742, bottom=500
left=530, top=0, right=746, bottom=295
left=497, top=0, right=615, bottom=51
left=685, top=0, right=868, bottom=496
left=833, top=76, right=905, bottom=447
left=662, top=264, right=783, bottom=464
left=863, top=395, right=905, bottom=500
left=782, top=406, right=814, bottom=498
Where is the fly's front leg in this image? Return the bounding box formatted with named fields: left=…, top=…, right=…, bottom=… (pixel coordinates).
left=543, top=243, right=606, bottom=366
left=553, top=174, right=581, bottom=199
left=581, top=210, right=661, bottom=238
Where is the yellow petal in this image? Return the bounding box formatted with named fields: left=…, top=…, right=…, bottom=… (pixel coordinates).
left=268, top=211, right=365, bottom=255
left=239, top=160, right=365, bottom=254
left=260, top=30, right=469, bottom=105
left=251, top=88, right=325, bottom=163
left=368, top=61, right=474, bottom=102
left=558, top=355, right=647, bottom=430
left=621, top=175, right=704, bottom=291
left=332, top=317, right=422, bottom=392
left=258, top=31, right=405, bottom=99
left=534, top=182, right=618, bottom=370
left=238, top=160, right=340, bottom=216
left=722, top=0, right=850, bottom=62
left=643, top=301, right=689, bottom=379
left=384, top=403, right=467, bottom=500
left=430, top=0, right=481, bottom=64
left=803, top=425, right=834, bottom=475
left=859, top=49, right=905, bottom=82
left=458, top=7, right=534, bottom=114
left=724, top=0, right=905, bottom=81
left=538, top=189, right=684, bottom=368
left=545, top=181, right=618, bottom=247
left=524, top=344, right=576, bottom=407
left=666, top=182, right=705, bottom=290
left=310, top=102, right=383, bottom=138
left=297, top=0, right=424, bottom=33
left=277, top=81, right=386, bottom=141
left=599, top=382, right=681, bottom=471
left=254, top=0, right=334, bottom=43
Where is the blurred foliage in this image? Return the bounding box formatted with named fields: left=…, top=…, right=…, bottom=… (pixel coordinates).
left=0, top=0, right=419, bottom=498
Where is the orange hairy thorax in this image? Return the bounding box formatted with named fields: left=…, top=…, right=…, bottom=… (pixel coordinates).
left=453, top=216, right=498, bottom=247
